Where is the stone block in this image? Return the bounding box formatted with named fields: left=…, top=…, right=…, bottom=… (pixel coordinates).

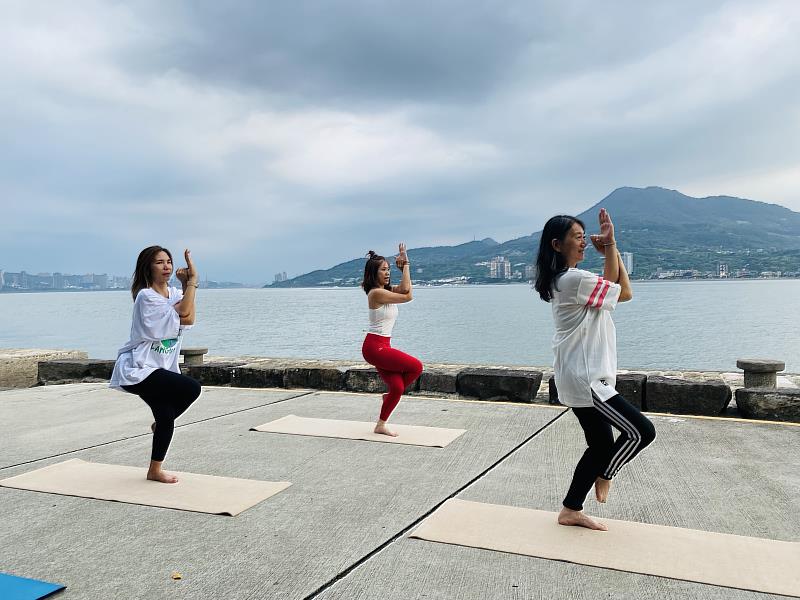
left=231, top=365, right=286, bottom=388
left=182, top=363, right=243, bottom=386
left=646, top=376, right=732, bottom=416
left=736, top=358, right=785, bottom=389
left=417, top=368, right=460, bottom=395
left=735, top=388, right=800, bottom=423
left=547, top=377, right=562, bottom=405
left=180, top=347, right=209, bottom=366
left=285, top=367, right=346, bottom=390
left=546, top=374, right=645, bottom=408
left=344, top=367, right=418, bottom=394
left=345, top=368, right=384, bottom=394
left=38, top=359, right=115, bottom=385
left=1, top=349, right=88, bottom=388
left=457, top=368, right=542, bottom=403
left=616, top=373, right=647, bottom=410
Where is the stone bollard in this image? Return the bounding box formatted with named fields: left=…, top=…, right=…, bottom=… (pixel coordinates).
left=180, top=347, right=208, bottom=366
left=736, top=359, right=785, bottom=389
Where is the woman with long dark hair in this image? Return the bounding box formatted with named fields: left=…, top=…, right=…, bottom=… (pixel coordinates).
left=534, top=209, right=655, bottom=530
left=110, top=246, right=201, bottom=483
left=361, top=243, right=423, bottom=437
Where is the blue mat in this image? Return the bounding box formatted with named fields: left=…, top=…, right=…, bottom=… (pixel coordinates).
left=0, top=573, right=65, bottom=600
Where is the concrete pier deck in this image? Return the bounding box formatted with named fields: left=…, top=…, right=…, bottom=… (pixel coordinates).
left=1, top=384, right=798, bottom=599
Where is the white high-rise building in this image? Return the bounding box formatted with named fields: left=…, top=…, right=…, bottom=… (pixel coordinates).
left=489, top=256, right=511, bottom=279
left=621, top=252, right=634, bottom=275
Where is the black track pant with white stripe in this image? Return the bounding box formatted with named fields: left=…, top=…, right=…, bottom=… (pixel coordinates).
left=563, top=393, right=656, bottom=511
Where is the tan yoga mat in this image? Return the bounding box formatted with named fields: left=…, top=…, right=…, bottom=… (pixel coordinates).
left=251, top=414, right=466, bottom=447
left=0, top=459, right=291, bottom=516
left=410, top=499, right=800, bottom=597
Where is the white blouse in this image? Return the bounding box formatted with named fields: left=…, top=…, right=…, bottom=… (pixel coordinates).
left=551, top=268, right=623, bottom=407
left=110, top=287, right=190, bottom=388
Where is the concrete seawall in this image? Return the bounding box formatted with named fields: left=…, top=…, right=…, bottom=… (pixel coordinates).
left=0, top=349, right=88, bottom=390
left=29, top=354, right=800, bottom=422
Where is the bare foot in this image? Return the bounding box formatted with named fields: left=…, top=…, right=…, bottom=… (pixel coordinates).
left=594, top=477, right=611, bottom=503
left=374, top=419, right=398, bottom=437
left=147, top=460, right=178, bottom=483
left=557, top=507, right=608, bottom=531
left=147, top=469, right=179, bottom=484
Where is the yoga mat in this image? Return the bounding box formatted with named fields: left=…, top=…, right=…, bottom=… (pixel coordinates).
left=0, top=572, right=65, bottom=600
left=251, top=414, right=466, bottom=447
left=410, top=499, right=800, bottom=597
left=0, top=459, right=291, bottom=516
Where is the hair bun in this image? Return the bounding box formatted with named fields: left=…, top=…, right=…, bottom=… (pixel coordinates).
left=366, top=250, right=377, bottom=259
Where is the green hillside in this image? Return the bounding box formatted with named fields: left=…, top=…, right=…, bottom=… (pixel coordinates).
left=269, top=187, right=800, bottom=286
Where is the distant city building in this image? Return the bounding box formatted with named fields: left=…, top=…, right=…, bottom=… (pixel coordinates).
left=0, top=270, right=130, bottom=291
left=489, top=256, right=511, bottom=279
left=718, top=263, right=729, bottom=278
left=621, top=252, right=634, bottom=275
left=274, top=271, right=288, bottom=283
left=524, top=265, right=535, bottom=281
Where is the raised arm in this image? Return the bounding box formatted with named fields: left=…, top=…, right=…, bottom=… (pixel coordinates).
left=591, top=209, right=632, bottom=302
left=174, top=249, right=198, bottom=324
left=391, top=242, right=412, bottom=295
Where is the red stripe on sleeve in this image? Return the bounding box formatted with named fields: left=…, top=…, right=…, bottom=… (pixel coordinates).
left=586, top=277, right=604, bottom=307
left=594, top=280, right=611, bottom=307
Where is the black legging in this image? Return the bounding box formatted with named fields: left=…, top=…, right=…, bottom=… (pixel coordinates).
left=122, top=368, right=201, bottom=462
left=563, top=393, right=656, bottom=511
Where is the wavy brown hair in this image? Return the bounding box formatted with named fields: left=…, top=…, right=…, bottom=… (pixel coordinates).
left=361, top=251, right=392, bottom=294
left=130, top=245, right=172, bottom=301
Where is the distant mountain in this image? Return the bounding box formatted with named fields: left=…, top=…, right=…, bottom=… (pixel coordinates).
left=272, top=238, right=499, bottom=287
left=269, top=187, right=800, bottom=286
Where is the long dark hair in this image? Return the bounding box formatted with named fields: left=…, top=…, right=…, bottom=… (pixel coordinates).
left=361, top=251, right=392, bottom=294
left=131, top=245, right=172, bottom=301
left=534, top=215, right=584, bottom=302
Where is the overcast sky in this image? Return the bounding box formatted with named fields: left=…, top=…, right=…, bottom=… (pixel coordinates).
left=3, top=0, right=800, bottom=283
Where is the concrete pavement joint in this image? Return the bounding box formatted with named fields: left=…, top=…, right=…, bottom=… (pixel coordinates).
left=302, top=408, right=570, bottom=600
left=0, top=390, right=315, bottom=472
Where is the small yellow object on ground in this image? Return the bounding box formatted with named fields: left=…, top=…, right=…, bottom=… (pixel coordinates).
left=171, top=572, right=182, bottom=580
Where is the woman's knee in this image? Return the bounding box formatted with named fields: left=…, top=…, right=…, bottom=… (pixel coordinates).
left=187, top=378, right=201, bottom=401
left=388, top=379, right=406, bottom=397
left=410, top=358, right=423, bottom=377
left=640, top=418, right=656, bottom=447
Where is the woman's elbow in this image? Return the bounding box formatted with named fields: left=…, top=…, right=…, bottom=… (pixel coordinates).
left=618, top=290, right=633, bottom=302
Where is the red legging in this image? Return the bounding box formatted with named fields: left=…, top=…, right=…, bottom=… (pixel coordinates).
left=362, top=333, right=423, bottom=421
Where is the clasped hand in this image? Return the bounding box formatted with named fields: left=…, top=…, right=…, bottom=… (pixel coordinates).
left=175, top=249, right=198, bottom=285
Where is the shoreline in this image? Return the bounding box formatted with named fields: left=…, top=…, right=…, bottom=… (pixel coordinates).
left=3, top=276, right=800, bottom=295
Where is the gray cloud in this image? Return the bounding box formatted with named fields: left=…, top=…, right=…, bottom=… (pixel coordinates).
left=2, top=0, right=799, bottom=282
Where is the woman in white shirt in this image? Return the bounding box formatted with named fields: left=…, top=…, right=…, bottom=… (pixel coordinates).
left=361, top=244, right=423, bottom=437
left=534, top=209, right=655, bottom=531
left=110, top=246, right=201, bottom=484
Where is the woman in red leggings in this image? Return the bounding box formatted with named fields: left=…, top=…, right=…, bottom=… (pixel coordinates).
left=361, top=244, right=423, bottom=437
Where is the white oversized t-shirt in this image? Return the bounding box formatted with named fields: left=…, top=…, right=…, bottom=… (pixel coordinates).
left=110, top=287, right=189, bottom=388
left=551, top=268, right=622, bottom=407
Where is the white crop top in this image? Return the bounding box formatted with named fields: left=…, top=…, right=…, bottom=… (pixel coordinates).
left=367, top=303, right=399, bottom=337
